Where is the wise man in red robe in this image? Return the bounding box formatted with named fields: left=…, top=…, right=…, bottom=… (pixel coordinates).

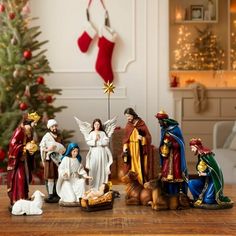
left=7, top=112, right=40, bottom=206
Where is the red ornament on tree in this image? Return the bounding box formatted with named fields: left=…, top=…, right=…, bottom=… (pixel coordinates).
left=0, top=4, right=5, bottom=13
left=45, top=95, right=53, bottom=103
left=36, top=76, right=45, bottom=84
left=0, top=148, right=5, bottom=162
left=23, top=50, right=32, bottom=60
left=9, top=12, right=16, bottom=20
left=19, top=102, right=28, bottom=111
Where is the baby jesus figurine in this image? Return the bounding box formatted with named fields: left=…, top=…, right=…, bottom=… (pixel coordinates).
left=80, top=182, right=118, bottom=211
left=82, top=183, right=110, bottom=200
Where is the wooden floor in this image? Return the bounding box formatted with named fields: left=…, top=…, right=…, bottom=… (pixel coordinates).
left=0, top=184, right=236, bottom=236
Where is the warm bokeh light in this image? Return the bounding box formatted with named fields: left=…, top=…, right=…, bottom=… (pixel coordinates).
left=172, top=26, right=224, bottom=71
left=231, top=0, right=236, bottom=13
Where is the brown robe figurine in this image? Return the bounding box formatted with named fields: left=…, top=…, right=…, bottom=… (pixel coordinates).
left=123, top=107, right=153, bottom=184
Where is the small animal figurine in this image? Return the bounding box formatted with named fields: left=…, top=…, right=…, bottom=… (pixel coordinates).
left=144, top=177, right=190, bottom=210
left=121, top=170, right=152, bottom=205
left=144, top=177, right=168, bottom=210
left=11, top=190, right=45, bottom=215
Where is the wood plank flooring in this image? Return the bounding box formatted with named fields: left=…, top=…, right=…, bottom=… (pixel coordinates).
left=0, top=184, right=235, bottom=236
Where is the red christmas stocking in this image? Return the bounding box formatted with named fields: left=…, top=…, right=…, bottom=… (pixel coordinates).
left=95, top=26, right=116, bottom=83
left=77, top=21, right=97, bottom=53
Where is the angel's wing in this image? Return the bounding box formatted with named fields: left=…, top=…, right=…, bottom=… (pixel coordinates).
left=74, top=116, right=92, bottom=140
left=103, top=116, right=117, bottom=138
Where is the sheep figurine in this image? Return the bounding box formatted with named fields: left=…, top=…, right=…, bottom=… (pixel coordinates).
left=11, top=190, right=45, bottom=215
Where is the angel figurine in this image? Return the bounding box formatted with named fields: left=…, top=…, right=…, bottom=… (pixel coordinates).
left=74, top=116, right=117, bottom=190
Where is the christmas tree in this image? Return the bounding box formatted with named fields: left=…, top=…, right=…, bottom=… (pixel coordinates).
left=0, top=0, right=73, bottom=170
left=193, top=26, right=225, bottom=70
left=172, top=25, right=195, bottom=70
left=172, top=25, right=225, bottom=70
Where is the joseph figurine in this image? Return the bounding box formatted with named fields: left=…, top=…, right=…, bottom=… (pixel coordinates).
left=123, top=108, right=152, bottom=184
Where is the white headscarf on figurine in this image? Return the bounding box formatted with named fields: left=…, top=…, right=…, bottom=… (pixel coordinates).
left=47, top=119, right=58, bottom=129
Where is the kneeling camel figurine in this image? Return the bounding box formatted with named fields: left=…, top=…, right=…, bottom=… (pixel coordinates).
left=121, top=170, right=152, bottom=206
left=144, top=177, right=190, bottom=210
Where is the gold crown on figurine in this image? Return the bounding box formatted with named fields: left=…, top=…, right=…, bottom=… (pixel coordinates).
left=189, top=138, right=202, bottom=146
left=155, top=110, right=169, bottom=119
left=27, top=112, right=40, bottom=123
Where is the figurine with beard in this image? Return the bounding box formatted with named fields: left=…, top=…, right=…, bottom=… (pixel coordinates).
left=39, top=119, right=65, bottom=203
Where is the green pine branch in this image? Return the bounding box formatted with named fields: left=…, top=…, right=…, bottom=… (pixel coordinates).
left=0, top=0, right=74, bottom=167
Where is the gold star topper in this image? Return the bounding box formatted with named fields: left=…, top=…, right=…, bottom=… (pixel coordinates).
left=103, top=81, right=115, bottom=94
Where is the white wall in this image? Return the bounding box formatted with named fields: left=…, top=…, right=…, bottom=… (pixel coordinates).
left=30, top=0, right=173, bottom=150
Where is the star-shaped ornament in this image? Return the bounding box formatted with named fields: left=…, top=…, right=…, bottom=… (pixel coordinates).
left=103, top=82, right=115, bottom=94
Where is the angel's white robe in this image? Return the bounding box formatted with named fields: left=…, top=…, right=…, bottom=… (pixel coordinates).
left=86, top=131, right=113, bottom=190
left=56, top=156, right=87, bottom=202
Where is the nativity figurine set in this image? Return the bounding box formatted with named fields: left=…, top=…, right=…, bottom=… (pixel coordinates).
left=6, top=109, right=233, bottom=215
